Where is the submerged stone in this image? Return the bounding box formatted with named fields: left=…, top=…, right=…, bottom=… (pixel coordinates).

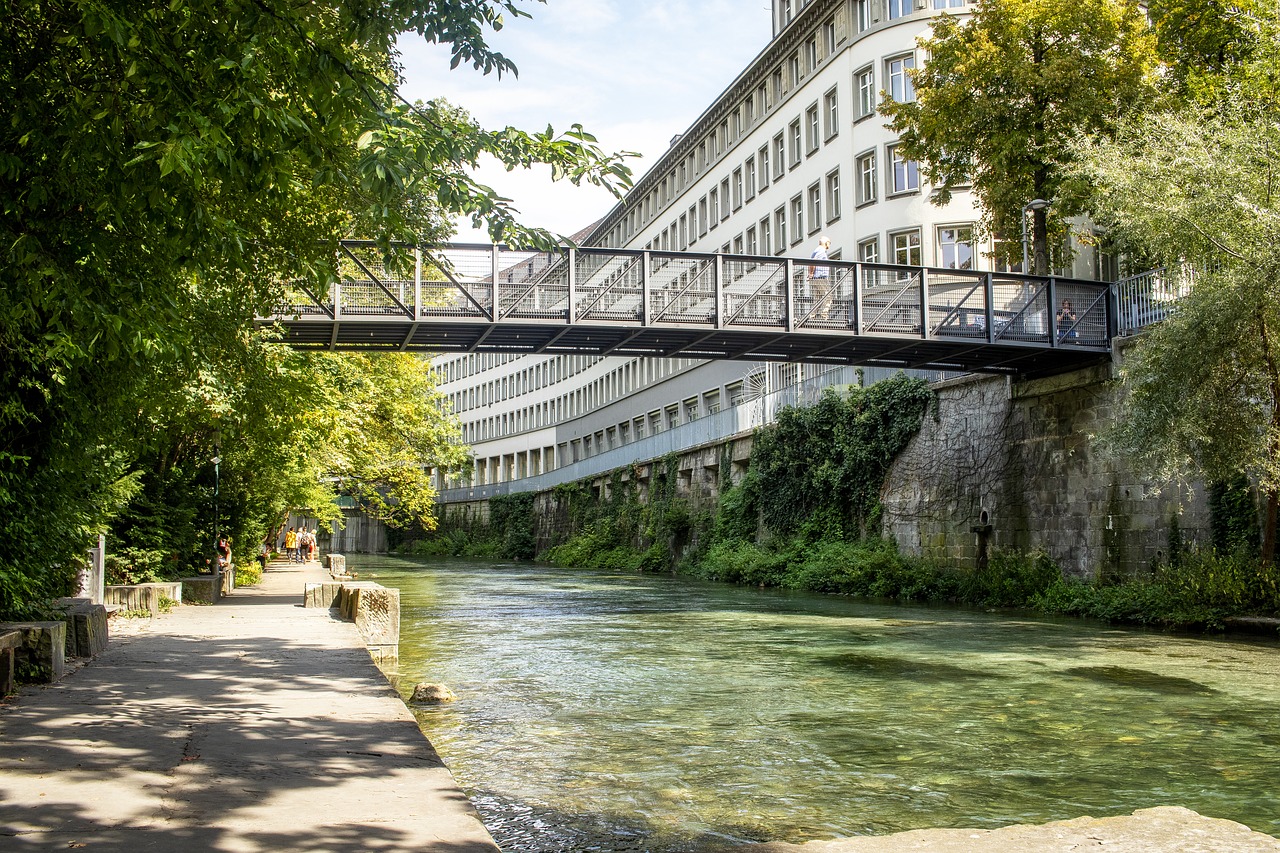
left=412, top=682, right=457, bottom=704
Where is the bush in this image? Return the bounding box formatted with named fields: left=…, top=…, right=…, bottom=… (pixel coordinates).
left=105, top=547, right=174, bottom=585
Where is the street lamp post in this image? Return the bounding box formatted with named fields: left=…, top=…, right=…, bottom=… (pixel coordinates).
left=1021, top=198, right=1051, bottom=274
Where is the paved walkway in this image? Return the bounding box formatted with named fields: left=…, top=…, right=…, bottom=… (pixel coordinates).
left=0, top=560, right=500, bottom=853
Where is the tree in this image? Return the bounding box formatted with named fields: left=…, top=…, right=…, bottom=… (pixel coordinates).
left=1077, top=107, right=1280, bottom=562
left=881, top=0, right=1158, bottom=273
left=1148, top=0, right=1271, bottom=102
left=0, top=0, right=632, bottom=613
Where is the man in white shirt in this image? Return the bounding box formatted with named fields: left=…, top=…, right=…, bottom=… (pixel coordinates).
left=808, top=235, right=833, bottom=320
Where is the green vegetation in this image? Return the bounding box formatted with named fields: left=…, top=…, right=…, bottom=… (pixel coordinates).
left=0, top=0, right=632, bottom=616
left=398, top=493, right=538, bottom=560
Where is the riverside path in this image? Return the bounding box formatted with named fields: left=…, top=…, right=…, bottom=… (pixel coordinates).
left=0, top=559, right=499, bottom=853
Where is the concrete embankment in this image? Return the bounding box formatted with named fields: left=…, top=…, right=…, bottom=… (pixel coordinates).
left=0, top=559, right=498, bottom=852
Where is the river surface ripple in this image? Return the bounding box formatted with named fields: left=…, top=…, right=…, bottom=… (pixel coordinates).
left=351, top=556, right=1280, bottom=852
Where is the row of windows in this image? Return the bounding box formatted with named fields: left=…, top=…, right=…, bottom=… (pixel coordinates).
left=855, top=143, right=921, bottom=205
left=855, top=224, right=974, bottom=270
left=857, top=0, right=969, bottom=30
left=607, top=13, right=844, bottom=247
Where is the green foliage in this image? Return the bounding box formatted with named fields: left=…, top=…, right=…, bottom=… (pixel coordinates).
left=747, top=375, right=932, bottom=541
left=234, top=564, right=263, bottom=588
left=1209, top=476, right=1261, bottom=557
left=105, top=548, right=174, bottom=586
left=0, top=0, right=631, bottom=615
left=1148, top=0, right=1275, bottom=103
left=400, top=492, right=536, bottom=559
left=882, top=0, right=1158, bottom=272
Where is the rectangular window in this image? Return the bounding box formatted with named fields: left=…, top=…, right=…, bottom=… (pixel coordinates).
left=938, top=225, right=975, bottom=269
left=790, top=195, right=804, bottom=244
left=679, top=213, right=688, bottom=249
left=760, top=217, right=772, bottom=255
left=773, top=133, right=786, bottom=179
left=889, top=144, right=920, bottom=194
left=772, top=69, right=784, bottom=102
left=934, top=0, right=966, bottom=7
left=789, top=119, right=802, bottom=167
left=856, top=66, right=875, bottom=118
left=892, top=229, right=923, bottom=266
left=733, top=234, right=744, bottom=254
left=823, top=17, right=837, bottom=53
left=745, top=156, right=757, bottom=199
left=698, top=197, right=708, bottom=236
left=733, top=168, right=744, bottom=209
left=824, top=87, right=839, bottom=139
left=789, top=52, right=800, bottom=87
left=689, top=204, right=698, bottom=244
left=807, top=183, right=821, bottom=234
left=858, top=0, right=871, bottom=31
left=756, top=82, right=768, bottom=115
left=859, top=237, right=880, bottom=263
left=709, top=188, right=719, bottom=228
left=805, top=104, right=821, bottom=153
left=826, top=169, right=841, bottom=222
left=744, top=96, right=754, bottom=126
left=679, top=159, right=687, bottom=186
left=698, top=141, right=707, bottom=170
left=732, top=108, right=742, bottom=138
left=747, top=225, right=758, bottom=255
left=856, top=150, right=877, bottom=206
left=888, top=0, right=912, bottom=19
left=887, top=54, right=916, bottom=103
left=775, top=207, right=787, bottom=253
left=806, top=38, right=818, bottom=72
left=759, top=145, right=771, bottom=190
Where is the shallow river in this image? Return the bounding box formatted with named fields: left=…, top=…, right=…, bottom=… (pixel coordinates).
left=351, top=555, right=1280, bottom=852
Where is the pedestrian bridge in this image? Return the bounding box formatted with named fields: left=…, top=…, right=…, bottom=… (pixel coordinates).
left=261, top=241, right=1122, bottom=377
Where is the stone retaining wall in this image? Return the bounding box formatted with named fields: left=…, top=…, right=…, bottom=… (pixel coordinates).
left=303, top=578, right=400, bottom=665
left=104, top=582, right=183, bottom=616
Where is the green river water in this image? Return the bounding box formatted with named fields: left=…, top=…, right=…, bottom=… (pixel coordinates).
left=351, top=555, right=1280, bottom=852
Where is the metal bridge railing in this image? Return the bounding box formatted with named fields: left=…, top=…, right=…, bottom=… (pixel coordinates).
left=1114, top=266, right=1194, bottom=336
left=271, top=242, right=1115, bottom=351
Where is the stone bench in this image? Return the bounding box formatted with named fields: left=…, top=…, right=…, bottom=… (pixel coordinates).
left=180, top=574, right=221, bottom=605
left=54, top=597, right=109, bottom=658
left=0, top=621, right=66, bottom=684
left=220, top=564, right=236, bottom=596
left=104, top=582, right=182, bottom=617
left=302, top=581, right=345, bottom=610
left=0, top=630, right=21, bottom=695
left=327, top=554, right=349, bottom=579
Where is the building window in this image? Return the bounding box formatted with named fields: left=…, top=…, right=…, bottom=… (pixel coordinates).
left=689, top=204, right=698, bottom=244
left=747, top=225, right=758, bottom=255
left=760, top=216, right=772, bottom=255
left=806, top=38, right=818, bottom=73
left=889, top=144, right=920, bottom=194
left=856, top=150, right=877, bottom=206
left=773, top=133, right=786, bottom=180
left=892, top=229, right=922, bottom=266
left=856, top=66, right=875, bottom=119
left=807, top=183, right=821, bottom=234
left=888, top=0, right=912, bottom=19
left=934, top=0, right=966, bottom=7
left=720, top=178, right=731, bottom=220
left=783, top=0, right=794, bottom=23
left=859, top=236, right=880, bottom=263
left=824, top=87, right=839, bottom=139
left=789, top=119, right=802, bottom=167
left=775, top=207, right=787, bottom=253
left=733, top=168, right=744, bottom=209
left=759, top=145, right=771, bottom=190
left=806, top=104, right=821, bottom=153
left=746, top=155, right=757, bottom=199
left=733, top=233, right=744, bottom=254
left=823, top=17, right=836, bottom=54
left=887, top=54, right=916, bottom=104
left=732, top=108, right=742, bottom=138
left=826, top=169, right=841, bottom=222
left=698, top=141, right=707, bottom=170
left=744, top=96, right=754, bottom=126
left=790, top=195, right=804, bottom=244
left=756, top=82, right=769, bottom=115
left=680, top=213, right=688, bottom=249
left=938, top=225, right=975, bottom=269
left=772, top=68, right=783, bottom=102
left=698, top=197, right=708, bottom=236
left=857, top=0, right=871, bottom=31
left=709, top=188, right=719, bottom=228
left=789, top=52, right=800, bottom=87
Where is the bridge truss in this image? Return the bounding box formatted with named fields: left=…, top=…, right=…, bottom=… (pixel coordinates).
left=261, top=242, right=1116, bottom=377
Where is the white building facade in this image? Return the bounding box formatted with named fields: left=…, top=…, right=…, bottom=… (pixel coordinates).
left=433, top=0, right=1108, bottom=492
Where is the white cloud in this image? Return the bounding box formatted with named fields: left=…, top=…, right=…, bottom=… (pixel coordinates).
left=396, top=1, right=771, bottom=241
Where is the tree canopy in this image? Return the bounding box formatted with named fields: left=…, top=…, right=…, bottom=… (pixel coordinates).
left=0, top=0, right=632, bottom=613
left=881, top=0, right=1158, bottom=273
left=1075, top=8, right=1280, bottom=561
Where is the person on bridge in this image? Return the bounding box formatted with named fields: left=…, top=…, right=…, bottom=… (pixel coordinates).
left=1056, top=298, right=1078, bottom=341
left=808, top=235, right=833, bottom=320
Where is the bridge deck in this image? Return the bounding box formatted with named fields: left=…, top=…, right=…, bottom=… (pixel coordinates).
left=260, top=243, right=1116, bottom=377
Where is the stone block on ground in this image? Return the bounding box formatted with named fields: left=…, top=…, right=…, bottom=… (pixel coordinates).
left=328, top=554, right=348, bottom=577
left=0, top=621, right=66, bottom=683
left=303, top=582, right=344, bottom=609
left=0, top=629, right=21, bottom=695
left=180, top=575, right=221, bottom=605
left=104, top=582, right=182, bottom=616
left=335, top=582, right=399, bottom=662
left=54, top=597, right=109, bottom=658
left=220, top=566, right=235, bottom=596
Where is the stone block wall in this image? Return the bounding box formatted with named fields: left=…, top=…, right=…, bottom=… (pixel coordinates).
left=881, top=356, right=1209, bottom=579
left=334, top=582, right=399, bottom=664
left=104, top=582, right=182, bottom=616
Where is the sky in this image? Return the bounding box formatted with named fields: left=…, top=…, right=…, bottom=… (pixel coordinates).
left=396, top=0, right=773, bottom=242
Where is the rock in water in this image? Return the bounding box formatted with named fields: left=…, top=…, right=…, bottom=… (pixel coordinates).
left=411, top=682, right=457, bottom=704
